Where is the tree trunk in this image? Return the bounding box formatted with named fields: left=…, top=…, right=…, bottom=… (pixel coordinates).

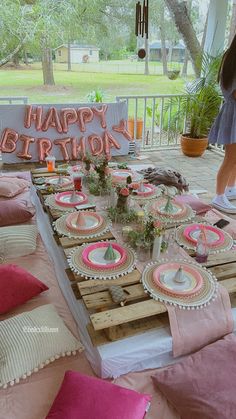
left=159, top=24, right=168, bottom=75
left=165, top=0, right=202, bottom=77
left=181, top=50, right=189, bottom=76
left=159, top=1, right=168, bottom=76
left=41, top=37, right=55, bottom=85
left=144, top=36, right=149, bottom=75
left=168, top=41, right=173, bottom=63
left=24, top=49, right=28, bottom=65
left=228, top=0, right=236, bottom=46
left=67, top=39, right=71, bottom=71
left=12, top=51, right=20, bottom=66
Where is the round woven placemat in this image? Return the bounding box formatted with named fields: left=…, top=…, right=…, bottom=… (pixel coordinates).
left=144, top=198, right=195, bottom=226
left=45, top=194, right=79, bottom=213
left=53, top=212, right=112, bottom=239
left=68, top=241, right=137, bottom=280
left=176, top=224, right=233, bottom=254
left=141, top=258, right=218, bottom=309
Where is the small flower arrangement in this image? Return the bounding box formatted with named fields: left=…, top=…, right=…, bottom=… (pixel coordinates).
left=88, top=155, right=111, bottom=195
left=127, top=215, right=166, bottom=250
left=107, top=176, right=137, bottom=223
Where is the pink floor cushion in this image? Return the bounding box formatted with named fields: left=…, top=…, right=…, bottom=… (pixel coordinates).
left=152, top=334, right=236, bottom=419
left=46, top=371, right=151, bottom=419
left=0, top=176, right=30, bottom=198
left=0, top=264, right=48, bottom=314
left=0, top=199, right=35, bottom=227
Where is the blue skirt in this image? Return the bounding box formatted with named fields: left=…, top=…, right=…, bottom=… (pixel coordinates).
left=209, top=95, right=236, bottom=145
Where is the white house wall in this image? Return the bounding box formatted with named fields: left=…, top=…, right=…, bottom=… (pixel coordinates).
left=70, top=48, right=99, bottom=63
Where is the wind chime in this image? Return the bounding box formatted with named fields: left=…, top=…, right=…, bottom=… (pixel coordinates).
left=135, top=0, right=149, bottom=59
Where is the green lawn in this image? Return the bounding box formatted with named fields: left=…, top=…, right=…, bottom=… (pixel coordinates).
left=0, top=61, right=192, bottom=112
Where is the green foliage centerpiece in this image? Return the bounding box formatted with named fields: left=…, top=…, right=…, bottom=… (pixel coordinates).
left=88, top=155, right=111, bottom=196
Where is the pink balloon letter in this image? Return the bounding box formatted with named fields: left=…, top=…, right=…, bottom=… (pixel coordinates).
left=61, top=108, right=78, bottom=133
left=37, top=138, right=52, bottom=162
left=92, top=104, right=108, bottom=128
left=0, top=128, right=19, bottom=153
left=77, top=107, right=93, bottom=132
left=41, top=107, right=63, bottom=133
left=54, top=138, right=71, bottom=161
left=24, top=105, right=43, bottom=131
left=17, top=135, right=35, bottom=160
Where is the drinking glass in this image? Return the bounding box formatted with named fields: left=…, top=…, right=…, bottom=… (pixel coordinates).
left=45, top=156, right=55, bottom=172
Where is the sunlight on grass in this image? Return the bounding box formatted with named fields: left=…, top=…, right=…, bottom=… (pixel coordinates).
left=0, top=62, right=193, bottom=105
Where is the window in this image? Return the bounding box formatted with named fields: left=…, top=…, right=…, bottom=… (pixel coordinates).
left=89, top=50, right=93, bottom=56
left=58, top=50, right=61, bottom=56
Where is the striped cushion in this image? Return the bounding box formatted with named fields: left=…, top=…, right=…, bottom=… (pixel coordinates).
left=0, top=304, right=84, bottom=388
left=0, top=225, right=38, bottom=258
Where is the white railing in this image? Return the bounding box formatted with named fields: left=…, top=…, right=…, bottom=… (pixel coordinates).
left=116, top=94, right=188, bottom=150
left=0, top=96, right=28, bottom=104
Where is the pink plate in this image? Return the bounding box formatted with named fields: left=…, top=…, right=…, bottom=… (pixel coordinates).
left=55, top=191, right=88, bottom=207
left=111, top=169, right=142, bottom=184
left=66, top=211, right=103, bottom=233
left=82, top=242, right=127, bottom=270
left=153, top=263, right=203, bottom=296
left=135, top=184, right=156, bottom=197
left=184, top=224, right=225, bottom=247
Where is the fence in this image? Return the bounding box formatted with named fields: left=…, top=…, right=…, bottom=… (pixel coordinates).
left=0, top=97, right=28, bottom=104
left=116, top=94, right=188, bottom=150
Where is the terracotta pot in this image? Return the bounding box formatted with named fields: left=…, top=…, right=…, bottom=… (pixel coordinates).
left=128, top=118, right=143, bottom=140
left=180, top=134, right=208, bottom=157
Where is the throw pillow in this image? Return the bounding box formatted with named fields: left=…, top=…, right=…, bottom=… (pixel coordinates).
left=0, top=304, right=84, bottom=388
left=152, top=334, right=236, bottom=419
left=0, top=224, right=38, bottom=258
left=0, top=199, right=35, bottom=227
left=0, top=264, right=48, bottom=314
left=0, top=176, right=30, bottom=198
left=46, top=370, right=151, bottom=419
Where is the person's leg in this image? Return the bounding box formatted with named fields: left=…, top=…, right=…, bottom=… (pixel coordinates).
left=216, top=144, right=236, bottom=194
left=225, top=167, right=236, bottom=199
left=212, top=144, right=236, bottom=213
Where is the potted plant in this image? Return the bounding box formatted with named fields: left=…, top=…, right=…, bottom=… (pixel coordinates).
left=167, top=53, right=222, bottom=157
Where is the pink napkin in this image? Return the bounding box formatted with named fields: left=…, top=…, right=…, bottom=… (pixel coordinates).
left=205, top=208, right=236, bottom=239
left=167, top=284, right=233, bottom=358
left=175, top=194, right=211, bottom=215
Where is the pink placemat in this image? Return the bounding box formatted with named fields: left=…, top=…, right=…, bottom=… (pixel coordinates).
left=205, top=208, right=236, bottom=240
left=175, top=194, right=212, bottom=215
left=167, top=284, right=233, bottom=358
left=111, top=225, right=233, bottom=358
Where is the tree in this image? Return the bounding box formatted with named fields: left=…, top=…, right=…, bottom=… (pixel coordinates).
left=0, top=1, right=37, bottom=67
left=164, top=0, right=202, bottom=76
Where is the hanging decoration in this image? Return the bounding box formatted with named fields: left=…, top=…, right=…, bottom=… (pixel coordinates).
left=135, top=0, right=149, bottom=59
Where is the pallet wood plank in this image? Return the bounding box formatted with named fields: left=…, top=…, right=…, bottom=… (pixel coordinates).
left=87, top=313, right=169, bottom=345
left=78, top=270, right=141, bottom=296
left=59, top=231, right=114, bottom=248
left=209, top=263, right=236, bottom=280
left=83, top=284, right=147, bottom=310
left=203, top=251, right=236, bottom=268
left=90, top=299, right=167, bottom=331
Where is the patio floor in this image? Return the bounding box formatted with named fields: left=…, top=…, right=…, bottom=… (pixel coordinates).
left=116, top=148, right=224, bottom=201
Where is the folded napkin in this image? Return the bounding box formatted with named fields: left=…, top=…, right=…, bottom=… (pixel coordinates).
left=205, top=208, right=236, bottom=239
left=167, top=284, right=233, bottom=358
left=175, top=194, right=211, bottom=215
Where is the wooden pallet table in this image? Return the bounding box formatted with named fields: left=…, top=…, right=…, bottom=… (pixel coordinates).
left=75, top=248, right=236, bottom=346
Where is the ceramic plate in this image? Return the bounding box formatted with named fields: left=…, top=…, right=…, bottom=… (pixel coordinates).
left=55, top=191, right=88, bottom=207
left=153, top=262, right=203, bottom=296
left=46, top=176, right=72, bottom=187
left=134, top=183, right=156, bottom=197
left=65, top=211, right=103, bottom=233
left=184, top=224, right=225, bottom=247
left=82, top=242, right=127, bottom=270
left=111, top=169, right=142, bottom=183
